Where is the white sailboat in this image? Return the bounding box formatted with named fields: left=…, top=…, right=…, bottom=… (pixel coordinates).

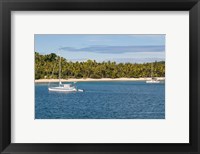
left=146, top=63, right=160, bottom=84
left=48, top=52, right=83, bottom=92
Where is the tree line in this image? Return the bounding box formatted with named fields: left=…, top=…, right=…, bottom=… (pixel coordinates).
left=35, top=52, right=165, bottom=79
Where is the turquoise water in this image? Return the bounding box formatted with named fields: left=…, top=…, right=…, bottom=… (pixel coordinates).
left=35, top=81, right=165, bottom=119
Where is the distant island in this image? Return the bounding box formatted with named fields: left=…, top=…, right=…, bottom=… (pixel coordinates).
left=35, top=52, right=165, bottom=80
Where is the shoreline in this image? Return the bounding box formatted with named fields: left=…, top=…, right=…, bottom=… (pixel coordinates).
left=35, top=77, right=165, bottom=83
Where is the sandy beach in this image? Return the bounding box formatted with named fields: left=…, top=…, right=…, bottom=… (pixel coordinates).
left=35, top=77, right=165, bottom=83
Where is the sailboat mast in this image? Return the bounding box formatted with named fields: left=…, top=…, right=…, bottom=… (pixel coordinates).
left=59, top=51, right=61, bottom=85
left=151, top=63, right=153, bottom=78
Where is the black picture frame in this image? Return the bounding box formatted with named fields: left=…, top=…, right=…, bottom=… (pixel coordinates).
left=0, top=0, right=199, bottom=153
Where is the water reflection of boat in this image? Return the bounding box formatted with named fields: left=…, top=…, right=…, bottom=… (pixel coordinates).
left=48, top=51, right=83, bottom=92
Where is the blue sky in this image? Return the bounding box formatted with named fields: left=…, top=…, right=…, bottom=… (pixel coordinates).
left=35, top=34, right=165, bottom=63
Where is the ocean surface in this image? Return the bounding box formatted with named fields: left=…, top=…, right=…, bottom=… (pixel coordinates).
left=35, top=81, right=165, bottom=119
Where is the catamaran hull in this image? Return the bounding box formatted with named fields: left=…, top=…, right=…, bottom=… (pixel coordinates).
left=146, top=81, right=160, bottom=83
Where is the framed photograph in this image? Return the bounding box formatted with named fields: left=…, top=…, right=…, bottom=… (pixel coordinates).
left=0, top=0, right=199, bottom=153
left=35, top=34, right=165, bottom=119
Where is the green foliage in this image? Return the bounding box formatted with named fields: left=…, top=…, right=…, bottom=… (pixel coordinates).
left=35, top=52, right=165, bottom=79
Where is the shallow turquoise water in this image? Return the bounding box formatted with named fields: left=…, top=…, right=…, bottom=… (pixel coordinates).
left=35, top=81, right=165, bottom=119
